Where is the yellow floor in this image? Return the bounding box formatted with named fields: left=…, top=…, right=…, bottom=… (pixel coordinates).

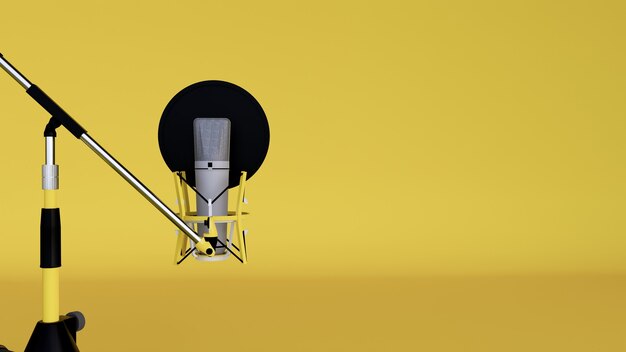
left=0, top=275, right=624, bottom=351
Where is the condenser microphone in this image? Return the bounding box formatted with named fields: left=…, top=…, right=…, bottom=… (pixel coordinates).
left=158, top=80, right=271, bottom=263
left=193, top=118, right=230, bottom=258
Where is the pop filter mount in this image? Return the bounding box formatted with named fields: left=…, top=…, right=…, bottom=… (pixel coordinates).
left=0, top=53, right=269, bottom=351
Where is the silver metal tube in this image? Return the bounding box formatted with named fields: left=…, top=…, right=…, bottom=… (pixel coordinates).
left=45, top=137, right=55, bottom=165
left=0, top=55, right=32, bottom=89
left=43, top=137, right=59, bottom=190
left=80, top=133, right=202, bottom=243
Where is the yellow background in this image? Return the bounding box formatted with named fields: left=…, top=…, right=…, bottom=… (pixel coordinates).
left=0, top=1, right=625, bottom=351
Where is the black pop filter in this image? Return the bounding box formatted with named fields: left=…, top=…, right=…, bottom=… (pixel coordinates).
left=158, top=81, right=270, bottom=188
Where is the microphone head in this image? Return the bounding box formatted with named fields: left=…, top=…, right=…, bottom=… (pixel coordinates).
left=193, top=118, right=231, bottom=162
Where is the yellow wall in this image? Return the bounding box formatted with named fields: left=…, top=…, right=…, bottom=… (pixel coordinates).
left=0, top=0, right=625, bottom=279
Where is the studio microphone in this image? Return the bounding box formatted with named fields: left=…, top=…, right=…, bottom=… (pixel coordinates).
left=159, top=80, right=271, bottom=263
left=193, top=118, right=230, bottom=259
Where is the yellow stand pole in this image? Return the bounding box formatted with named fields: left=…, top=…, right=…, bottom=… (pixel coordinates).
left=42, top=185, right=60, bottom=324
left=42, top=267, right=59, bottom=323
left=24, top=127, right=83, bottom=350
left=42, top=136, right=60, bottom=323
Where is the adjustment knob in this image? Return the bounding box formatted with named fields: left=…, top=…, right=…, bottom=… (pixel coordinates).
left=67, top=311, right=86, bottom=331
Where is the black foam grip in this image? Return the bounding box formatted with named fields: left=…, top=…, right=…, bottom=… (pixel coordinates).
left=41, top=208, right=61, bottom=268
left=26, top=85, right=87, bottom=139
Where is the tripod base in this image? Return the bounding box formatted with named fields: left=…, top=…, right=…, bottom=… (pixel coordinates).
left=25, top=314, right=83, bottom=352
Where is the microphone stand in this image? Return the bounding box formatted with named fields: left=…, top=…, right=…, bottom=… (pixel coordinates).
left=0, top=53, right=215, bottom=351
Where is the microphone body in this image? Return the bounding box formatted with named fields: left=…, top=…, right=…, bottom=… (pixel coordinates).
left=193, top=118, right=230, bottom=257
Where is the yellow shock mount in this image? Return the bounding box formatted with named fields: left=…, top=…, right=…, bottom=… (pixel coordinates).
left=172, top=171, right=250, bottom=264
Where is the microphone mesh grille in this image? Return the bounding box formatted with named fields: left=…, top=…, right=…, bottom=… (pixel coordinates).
left=193, top=118, right=231, bottom=161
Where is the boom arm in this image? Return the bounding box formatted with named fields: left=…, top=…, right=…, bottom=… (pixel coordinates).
left=0, top=53, right=213, bottom=255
